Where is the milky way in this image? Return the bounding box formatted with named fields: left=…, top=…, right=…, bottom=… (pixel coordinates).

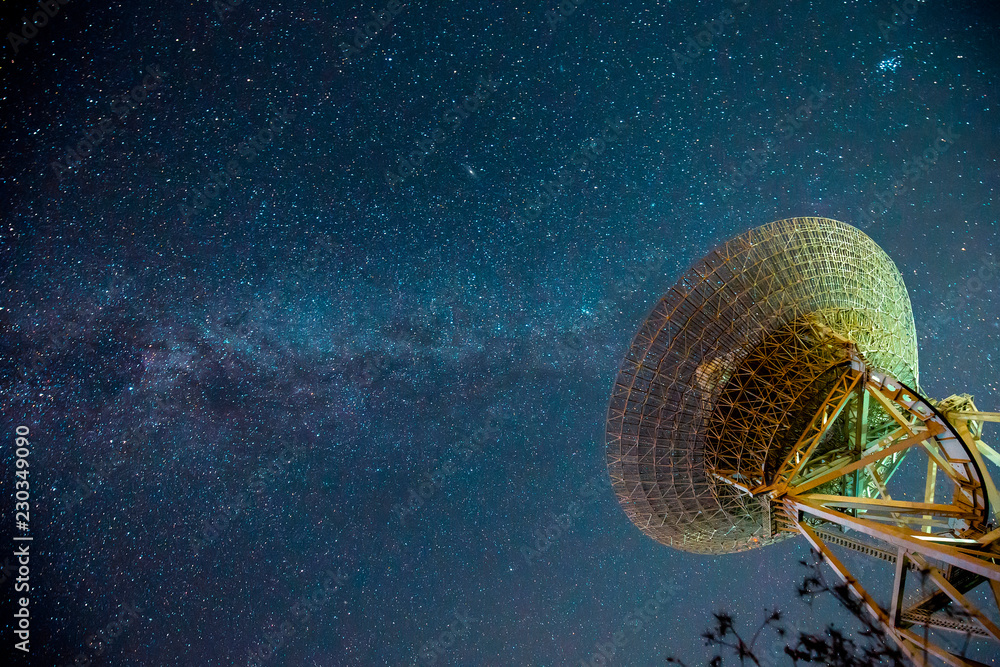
left=1, top=0, right=998, bottom=665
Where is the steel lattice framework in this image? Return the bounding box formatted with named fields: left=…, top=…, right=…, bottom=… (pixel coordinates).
left=606, top=217, right=918, bottom=554
left=605, top=217, right=1000, bottom=665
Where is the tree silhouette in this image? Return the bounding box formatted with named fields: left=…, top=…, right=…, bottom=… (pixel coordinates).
left=666, top=552, right=910, bottom=666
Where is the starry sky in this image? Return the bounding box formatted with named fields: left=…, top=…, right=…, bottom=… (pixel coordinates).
left=1, top=0, right=999, bottom=665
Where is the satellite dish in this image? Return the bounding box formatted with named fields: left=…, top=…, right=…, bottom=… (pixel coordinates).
left=605, top=217, right=1000, bottom=662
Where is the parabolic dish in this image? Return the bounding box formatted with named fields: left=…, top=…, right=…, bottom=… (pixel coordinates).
left=605, top=217, right=919, bottom=554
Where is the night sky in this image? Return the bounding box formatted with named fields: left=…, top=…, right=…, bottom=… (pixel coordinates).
left=1, top=0, right=999, bottom=665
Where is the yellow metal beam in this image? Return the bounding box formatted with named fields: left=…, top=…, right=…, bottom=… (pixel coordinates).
left=788, top=421, right=944, bottom=495
left=799, top=494, right=977, bottom=516
left=923, top=457, right=938, bottom=534
left=897, top=628, right=990, bottom=667
left=913, top=556, right=1000, bottom=643
left=771, top=368, right=862, bottom=492
left=977, top=440, right=1000, bottom=468
left=867, top=384, right=919, bottom=434
left=951, top=420, right=1000, bottom=521
left=951, top=412, right=1000, bottom=423
left=977, top=526, right=1000, bottom=547
left=787, top=497, right=1000, bottom=582
left=796, top=522, right=935, bottom=666
left=795, top=521, right=890, bottom=625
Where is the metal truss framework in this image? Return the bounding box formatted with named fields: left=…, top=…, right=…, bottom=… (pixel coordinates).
left=606, top=217, right=920, bottom=555
left=604, top=218, right=1000, bottom=664
left=748, top=354, right=1000, bottom=666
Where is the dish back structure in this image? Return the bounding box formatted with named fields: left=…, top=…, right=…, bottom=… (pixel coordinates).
left=606, top=217, right=918, bottom=554
left=604, top=216, right=1000, bottom=665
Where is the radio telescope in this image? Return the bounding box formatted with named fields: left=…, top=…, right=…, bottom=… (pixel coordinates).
left=606, top=217, right=1000, bottom=663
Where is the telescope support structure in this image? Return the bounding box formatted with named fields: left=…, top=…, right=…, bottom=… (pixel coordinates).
left=758, top=356, right=1000, bottom=665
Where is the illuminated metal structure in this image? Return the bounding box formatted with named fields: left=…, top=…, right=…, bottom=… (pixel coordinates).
left=606, top=217, right=1000, bottom=665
